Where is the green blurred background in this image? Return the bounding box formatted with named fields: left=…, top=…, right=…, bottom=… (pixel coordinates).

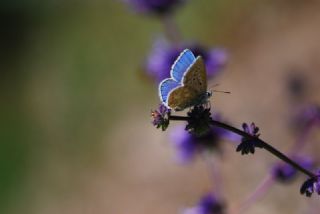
left=1, top=0, right=320, bottom=213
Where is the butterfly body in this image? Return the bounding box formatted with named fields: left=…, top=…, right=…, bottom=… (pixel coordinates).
left=159, top=49, right=210, bottom=111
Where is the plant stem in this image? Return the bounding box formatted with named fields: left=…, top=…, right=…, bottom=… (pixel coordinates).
left=162, top=14, right=181, bottom=46
left=233, top=174, right=274, bottom=214
left=203, top=151, right=223, bottom=199
left=169, top=115, right=188, bottom=121
left=169, top=115, right=316, bottom=178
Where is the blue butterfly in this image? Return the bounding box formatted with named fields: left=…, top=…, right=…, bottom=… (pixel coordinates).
left=159, top=49, right=211, bottom=111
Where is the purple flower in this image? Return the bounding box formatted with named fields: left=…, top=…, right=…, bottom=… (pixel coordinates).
left=170, top=114, right=232, bottom=163
left=292, top=104, right=320, bottom=131
left=236, top=123, right=263, bottom=155
left=183, top=193, right=225, bottom=214
left=146, top=39, right=227, bottom=83
left=271, top=156, right=314, bottom=183
left=242, top=122, right=260, bottom=137
left=123, top=0, right=184, bottom=15
left=151, top=104, right=171, bottom=131
left=170, top=126, right=197, bottom=163
left=300, top=171, right=320, bottom=197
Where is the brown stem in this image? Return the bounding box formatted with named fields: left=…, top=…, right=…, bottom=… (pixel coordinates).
left=168, top=115, right=316, bottom=178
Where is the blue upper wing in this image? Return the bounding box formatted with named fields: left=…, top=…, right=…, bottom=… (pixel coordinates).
left=170, top=49, right=196, bottom=83
left=159, top=78, right=181, bottom=104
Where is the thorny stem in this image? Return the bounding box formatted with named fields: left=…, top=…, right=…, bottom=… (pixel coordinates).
left=169, top=115, right=317, bottom=178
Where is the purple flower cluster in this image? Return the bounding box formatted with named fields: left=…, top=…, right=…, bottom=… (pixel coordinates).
left=145, top=39, right=227, bottom=83
left=185, top=106, right=213, bottom=136
left=170, top=114, right=233, bottom=163
left=236, top=123, right=263, bottom=155
left=151, top=104, right=171, bottom=131
left=124, top=0, right=184, bottom=15
left=300, top=171, right=320, bottom=197
left=271, top=156, right=314, bottom=183
left=183, top=193, right=225, bottom=214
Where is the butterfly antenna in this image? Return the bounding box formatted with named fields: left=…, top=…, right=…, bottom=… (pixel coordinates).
left=210, top=83, right=220, bottom=88
left=213, top=89, right=231, bottom=94
left=209, top=83, right=231, bottom=94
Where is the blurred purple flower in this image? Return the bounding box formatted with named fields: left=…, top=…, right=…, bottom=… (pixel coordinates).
left=183, top=193, right=225, bottom=214
left=170, top=114, right=233, bottom=163
left=271, top=156, right=314, bottom=183
left=146, top=39, right=227, bottom=83
left=292, top=104, right=320, bottom=131
left=286, top=72, right=307, bottom=101
left=242, top=122, right=260, bottom=137
left=124, top=0, right=184, bottom=15
left=300, top=171, right=320, bottom=197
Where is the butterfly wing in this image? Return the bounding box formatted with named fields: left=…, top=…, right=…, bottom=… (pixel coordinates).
left=159, top=50, right=208, bottom=111
left=167, top=86, right=199, bottom=111
left=183, top=56, right=207, bottom=93
left=159, top=78, right=181, bottom=105
left=171, top=49, right=196, bottom=82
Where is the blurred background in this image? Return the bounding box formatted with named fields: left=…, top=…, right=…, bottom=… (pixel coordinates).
left=1, top=0, right=320, bottom=213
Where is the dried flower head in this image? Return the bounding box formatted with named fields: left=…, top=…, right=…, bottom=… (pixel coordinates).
left=186, top=106, right=212, bottom=136
left=183, top=193, right=225, bottom=214
left=236, top=123, right=262, bottom=155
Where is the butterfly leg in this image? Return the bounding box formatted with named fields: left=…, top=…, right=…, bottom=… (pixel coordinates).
left=204, top=100, right=211, bottom=110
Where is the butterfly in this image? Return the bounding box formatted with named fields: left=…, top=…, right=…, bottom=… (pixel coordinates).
left=159, top=49, right=211, bottom=111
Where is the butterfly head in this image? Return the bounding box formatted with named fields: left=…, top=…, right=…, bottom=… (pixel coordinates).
left=206, top=91, right=212, bottom=98
left=197, top=91, right=212, bottom=103
left=195, top=91, right=212, bottom=107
